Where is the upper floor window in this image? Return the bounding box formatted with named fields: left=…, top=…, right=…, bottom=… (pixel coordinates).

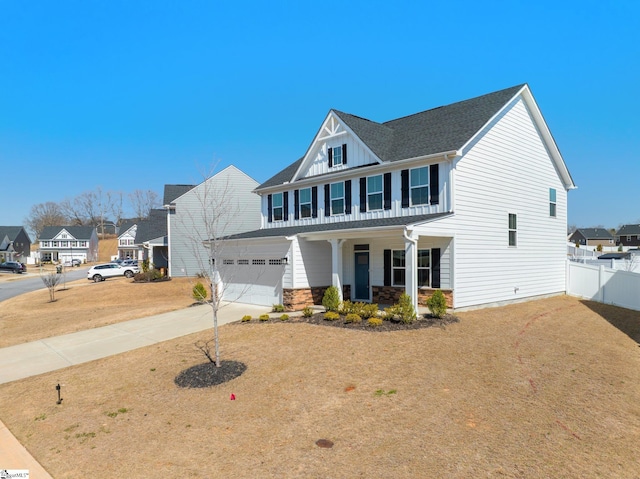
left=328, top=144, right=347, bottom=167
left=410, top=166, right=429, bottom=206
left=272, top=193, right=284, bottom=221
left=299, top=188, right=312, bottom=218
left=80, top=241, right=87, bottom=247
left=549, top=188, right=557, bottom=217
left=331, top=182, right=345, bottom=215
left=508, top=213, right=517, bottom=246
left=367, top=175, right=383, bottom=211
left=61, top=234, right=68, bottom=239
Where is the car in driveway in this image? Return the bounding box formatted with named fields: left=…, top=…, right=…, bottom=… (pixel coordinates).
left=87, top=263, right=140, bottom=282
left=0, top=261, right=25, bottom=274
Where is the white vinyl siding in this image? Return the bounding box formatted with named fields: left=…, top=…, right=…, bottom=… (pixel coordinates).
left=423, top=96, right=569, bottom=308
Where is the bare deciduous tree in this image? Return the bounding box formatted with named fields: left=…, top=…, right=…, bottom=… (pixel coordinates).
left=25, top=202, right=68, bottom=239
left=41, top=271, right=62, bottom=302
left=174, top=166, right=262, bottom=367
left=129, top=189, right=160, bottom=220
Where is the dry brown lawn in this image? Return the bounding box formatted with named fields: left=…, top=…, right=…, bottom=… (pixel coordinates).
left=0, top=277, right=195, bottom=347
left=1, top=290, right=640, bottom=478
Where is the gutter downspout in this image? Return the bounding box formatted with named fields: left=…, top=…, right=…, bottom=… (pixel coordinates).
left=403, top=227, right=419, bottom=312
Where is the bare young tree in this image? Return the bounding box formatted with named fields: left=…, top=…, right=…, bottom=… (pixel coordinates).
left=41, top=271, right=62, bottom=302
left=129, top=189, right=160, bottom=220
left=173, top=166, right=262, bottom=367
left=60, top=197, right=87, bottom=226
left=25, top=202, right=68, bottom=239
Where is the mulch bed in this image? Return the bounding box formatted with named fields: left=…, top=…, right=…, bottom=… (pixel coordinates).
left=174, top=360, right=247, bottom=388
left=244, top=312, right=460, bottom=332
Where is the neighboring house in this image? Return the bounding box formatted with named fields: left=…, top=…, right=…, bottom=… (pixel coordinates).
left=615, top=224, right=640, bottom=248
left=164, top=165, right=261, bottom=277
left=568, top=228, right=615, bottom=247
left=39, top=226, right=99, bottom=264
left=117, top=219, right=139, bottom=260
left=116, top=211, right=168, bottom=268
left=0, top=226, right=32, bottom=263
left=215, top=84, right=575, bottom=310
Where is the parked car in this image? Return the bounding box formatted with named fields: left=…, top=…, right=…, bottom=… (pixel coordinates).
left=121, top=259, right=138, bottom=267
left=71, top=258, right=82, bottom=267
left=0, top=261, right=25, bottom=274
left=87, top=263, right=140, bottom=282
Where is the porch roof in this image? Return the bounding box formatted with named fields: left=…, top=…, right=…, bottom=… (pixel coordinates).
left=221, top=212, right=452, bottom=240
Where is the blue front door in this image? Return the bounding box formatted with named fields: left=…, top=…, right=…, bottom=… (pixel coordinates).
left=354, top=252, right=369, bottom=300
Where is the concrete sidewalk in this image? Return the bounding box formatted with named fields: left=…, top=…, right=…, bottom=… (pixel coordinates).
left=0, top=301, right=270, bottom=477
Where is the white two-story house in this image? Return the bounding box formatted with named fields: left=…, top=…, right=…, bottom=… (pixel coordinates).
left=39, top=226, right=99, bottom=264
left=215, top=84, right=575, bottom=310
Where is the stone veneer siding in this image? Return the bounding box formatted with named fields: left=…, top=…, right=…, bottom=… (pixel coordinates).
left=284, top=285, right=452, bottom=310
left=283, top=285, right=351, bottom=311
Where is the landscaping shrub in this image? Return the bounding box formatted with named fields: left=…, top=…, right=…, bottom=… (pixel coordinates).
left=397, top=293, right=417, bottom=323
left=383, top=293, right=416, bottom=323
left=241, top=315, right=252, bottom=322
left=192, top=282, right=208, bottom=302
left=426, top=290, right=447, bottom=319
left=302, top=306, right=314, bottom=318
left=133, top=270, right=166, bottom=282
left=272, top=304, right=285, bottom=313
left=367, top=317, right=383, bottom=327
left=361, top=303, right=379, bottom=319
left=259, top=314, right=270, bottom=321
left=324, top=311, right=340, bottom=321
left=279, top=314, right=289, bottom=321
left=322, top=286, right=341, bottom=312
left=345, top=313, right=362, bottom=324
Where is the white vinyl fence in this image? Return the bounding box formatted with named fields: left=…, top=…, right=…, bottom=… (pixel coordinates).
left=567, top=261, right=640, bottom=312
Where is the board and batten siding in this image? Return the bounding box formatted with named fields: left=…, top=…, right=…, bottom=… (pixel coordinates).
left=261, top=161, right=451, bottom=229
left=169, top=166, right=261, bottom=278
left=424, top=97, right=568, bottom=309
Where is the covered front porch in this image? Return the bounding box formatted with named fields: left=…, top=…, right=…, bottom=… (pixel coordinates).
left=283, top=225, right=454, bottom=311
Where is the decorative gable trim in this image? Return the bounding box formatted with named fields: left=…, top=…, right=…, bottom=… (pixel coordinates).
left=289, top=111, right=384, bottom=184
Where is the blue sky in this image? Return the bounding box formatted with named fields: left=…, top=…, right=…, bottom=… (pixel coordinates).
left=1, top=0, right=639, bottom=232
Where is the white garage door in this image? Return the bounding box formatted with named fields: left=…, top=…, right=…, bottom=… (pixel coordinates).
left=219, top=263, right=283, bottom=306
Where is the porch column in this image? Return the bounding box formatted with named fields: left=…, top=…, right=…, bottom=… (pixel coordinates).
left=329, top=238, right=345, bottom=301
left=404, top=229, right=419, bottom=312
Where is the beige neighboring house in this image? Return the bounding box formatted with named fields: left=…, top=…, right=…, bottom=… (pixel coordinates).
left=568, top=228, right=615, bottom=248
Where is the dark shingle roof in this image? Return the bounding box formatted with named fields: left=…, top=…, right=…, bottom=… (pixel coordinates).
left=257, top=84, right=525, bottom=190
left=222, top=212, right=452, bottom=240
left=617, top=224, right=640, bottom=236
left=39, top=226, right=96, bottom=240
left=574, top=228, right=614, bottom=240
left=0, top=226, right=26, bottom=241
left=163, top=184, right=196, bottom=205
left=134, top=209, right=167, bottom=243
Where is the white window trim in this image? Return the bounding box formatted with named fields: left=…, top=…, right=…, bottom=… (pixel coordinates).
left=392, top=249, right=405, bottom=286
left=330, top=182, right=345, bottom=216
left=299, top=187, right=312, bottom=218
left=509, top=213, right=517, bottom=247
left=367, top=175, right=383, bottom=211
left=410, top=166, right=429, bottom=206
left=332, top=146, right=343, bottom=166
left=272, top=193, right=284, bottom=222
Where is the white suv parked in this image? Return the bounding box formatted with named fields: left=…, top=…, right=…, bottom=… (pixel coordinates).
left=87, top=263, right=140, bottom=282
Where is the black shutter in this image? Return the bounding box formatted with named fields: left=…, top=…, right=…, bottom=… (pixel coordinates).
left=345, top=180, right=351, bottom=214
left=401, top=169, right=409, bottom=208
left=384, top=249, right=391, bottom=286
left=342, top=143, right=347, bottom=165
left=312, top=186, right=318, bottom=218
left=430, top=164, right=439, bottom=205
left=328, top=147, right=333, bottom=168
left=384, top=172, right=391, bottom=210
left=283, top=191, right=289, bottom=220
left=324, top=184, right=330, bottom=216
left=267, top=194, right=273, bottom=223
left=294, top=189, right=299, bottom=220
left=431, top=248, right=441, bottom=288
left=359, top=177, right=367, bottom=213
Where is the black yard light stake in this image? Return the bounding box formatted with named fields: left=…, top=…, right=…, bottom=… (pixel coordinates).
left=56, top=383, right=63, bottom=404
